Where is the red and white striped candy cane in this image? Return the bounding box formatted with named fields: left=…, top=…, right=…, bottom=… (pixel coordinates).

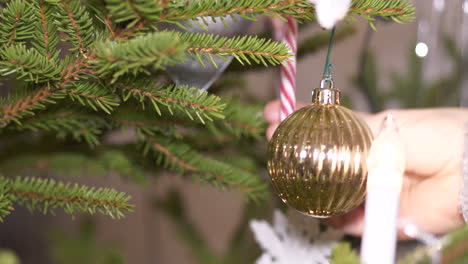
left=273, top=16, right=298, bottom=121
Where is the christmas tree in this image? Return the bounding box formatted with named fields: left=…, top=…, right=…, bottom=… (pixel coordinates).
left=0, top=0, right=417, bottom=262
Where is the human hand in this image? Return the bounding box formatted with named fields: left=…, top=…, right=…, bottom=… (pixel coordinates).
left=264, top=100, right=467, bottom=238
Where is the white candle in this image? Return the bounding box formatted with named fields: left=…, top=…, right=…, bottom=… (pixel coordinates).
left=360, top=115, right=406, bottom=264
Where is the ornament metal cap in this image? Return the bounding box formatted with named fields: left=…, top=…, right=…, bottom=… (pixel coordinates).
left=312, top=79, right=341, bottom=105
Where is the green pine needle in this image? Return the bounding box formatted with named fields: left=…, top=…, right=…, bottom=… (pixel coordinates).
left=92, top=30, right=290, bottom=80
left=64, top=82, right=120, bottom=114
left=141, top=135, right=268, bottom=201
left=330, top=243, right=361, bottom=264
left=0, top=0, right=36, bottom=46
left=0, top=44, right=62, bottom=83
left=0, top=149, right=147, bottom=185
left=32, top=0, right=61, bottom=59
left=116, top=80, right=226, bottom=124
left=92, top=31, right=188, bottom=80
left=177, top=31, right=291, bottom=67
left=104, top=0, right=414, bottom=28
left=350, top=0, right=415, bottom=26
left=215, top=100, right=266, bottom=138
left=105, top=0, right=180, bottom=26
left=0, top=180, right=13, bottom=222
left=2, top=176, right=133, bottom=219
left=108, top=102, right=186, bottom=136
left=0, top=86, right=66, bottom=127
left=8, top=107, right=107, bottom=148
left=54, top=0, right=98, bottom=52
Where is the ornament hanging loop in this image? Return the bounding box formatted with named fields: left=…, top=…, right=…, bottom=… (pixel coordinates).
left=320, top=78, right=334, bottom=90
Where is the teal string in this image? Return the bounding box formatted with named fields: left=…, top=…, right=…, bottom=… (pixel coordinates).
left=322, top=27, right=336, bottom=82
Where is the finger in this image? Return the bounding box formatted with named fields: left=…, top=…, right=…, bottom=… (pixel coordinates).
left=398, top=173, right=464, bottom=235
left=264, top=100, right=281, bottom=123
left=323, top=205, right=365, bottom=237
left=266, top=123, right=279, bottom=140
left=355, top=112, right=381, bottom=137
left=361, top=108, right=466, bottom=177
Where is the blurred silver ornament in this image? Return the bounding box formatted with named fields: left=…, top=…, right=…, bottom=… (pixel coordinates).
left=164, top=16, right=252, bottom=92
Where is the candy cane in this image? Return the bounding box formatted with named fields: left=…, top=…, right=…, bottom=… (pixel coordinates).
left=273, top=16, right=298, bottom=121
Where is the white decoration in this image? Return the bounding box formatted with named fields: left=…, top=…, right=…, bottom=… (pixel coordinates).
left=361, top=115, right=406, bottom=264
left=250, top=210, right=343, bottom=264
left=308, top=0, right=352, bottom=29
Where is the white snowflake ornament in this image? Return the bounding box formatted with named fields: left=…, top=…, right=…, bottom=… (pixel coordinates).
left=308, top=0, right=352, bottom=29
left=250, top=210, right=343, bottom=264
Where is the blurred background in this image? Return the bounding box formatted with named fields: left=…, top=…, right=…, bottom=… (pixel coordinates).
left=1, top=0, right=468, bottom=263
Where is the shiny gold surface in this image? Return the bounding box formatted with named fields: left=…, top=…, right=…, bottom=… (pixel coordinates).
left=267, top=93, right=373, bottom=218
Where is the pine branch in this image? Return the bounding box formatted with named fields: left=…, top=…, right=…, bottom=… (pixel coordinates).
left=0, top=0, right=36, bottom=46
left=105, top=0, right=414, bottom=27
left=109, top=99, right=263, bottom=141
left=83, top=0, right=111, bottom=33
left=0, top=197, right=12, bottom=222
left=0, top=149, right=147, bottom=185
left=92, top=31, right=290, bottom=80
left=8, top=107, right=107, bottom=147
left=215, top=100, right=265, bottom=138
left=227, top=25, right=356, bottom=72
left=116, top=80, right=226, bottom=124
left=108, top=102, right=191, bottom=136
left=187, top=102, right=267, bottom=148
left=0, top=87, right=66, bottom=127
left=177, top=31, right=290, bottom=67
left=0, top=48, right=103, bottom=128
left=106, top=0, right=314, bottom=25
left=162, top=0, right=314, bottom=22
left=0, top=52, right=98, bottom=127
left=5, top=176, right=133, bottom=219
left=0, top=180, right=13, bottom=222
left=330, top=243, right=361, bottom=263
left=349, top=0, right=415, bottom=24
left=94, top=148, right=147, bottom=184
left=142, top=136, right=268, bottom=201
left=92, top=31, right=187, bottom=80
left=110, top=106, right=190, bottom=127
left=55, top=0, right=97, bottom=52
left=0, top=44, right=62, bottom=83
left=64, top=82, right=120, bottom=114
left=440, top=226, right=468, bottom=263
left=104, top=0, right=176, bottom=26
left=32, top=0, right=60, bottom=59
left=59, top=55, right=94, bottom=87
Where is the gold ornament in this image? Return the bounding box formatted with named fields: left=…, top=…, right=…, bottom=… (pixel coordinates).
left=267, top=82, right=373, bottom=218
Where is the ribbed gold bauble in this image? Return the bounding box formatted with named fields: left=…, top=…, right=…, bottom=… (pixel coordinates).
left=267, top=87, right=373, bottom=218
